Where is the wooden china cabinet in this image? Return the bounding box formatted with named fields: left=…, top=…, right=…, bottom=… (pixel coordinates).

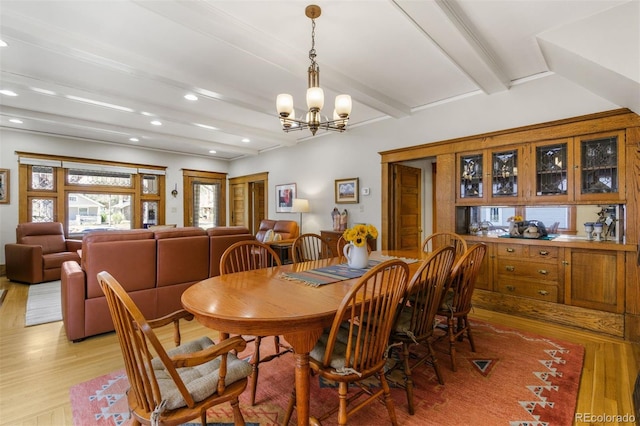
left=380, top=108, right=640, bottom=342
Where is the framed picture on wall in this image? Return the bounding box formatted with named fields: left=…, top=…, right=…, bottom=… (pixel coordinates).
left=275, top=183, right=296, bottom=213
left=0, top=169, right=9, bottom=204
left=335, top=177, right=359, bottom=204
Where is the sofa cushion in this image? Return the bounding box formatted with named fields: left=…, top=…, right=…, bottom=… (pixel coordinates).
left=43, top=251, right=81, bottom=270
left=207, top=226, right=255, bottom=277
left=82, top=230, right=157, bottom=299
left=155, top=227, right=209, bottom=287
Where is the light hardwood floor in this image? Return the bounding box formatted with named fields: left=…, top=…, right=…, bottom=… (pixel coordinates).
left=1, top=276, right=638, bottom=425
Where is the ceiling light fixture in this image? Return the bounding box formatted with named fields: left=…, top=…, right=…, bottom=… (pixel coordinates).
left=0, top=89, right=18, bottom=97
left=9, top=118, right=23, bottom=124
left=276, top=4, right=352, bottom=136
left=184, top=93, right=198, bottom=101
left=150, top=120, right=162, bottom=126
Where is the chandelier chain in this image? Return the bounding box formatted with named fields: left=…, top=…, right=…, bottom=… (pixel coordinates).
left=309, top=18, right=317, bottom=66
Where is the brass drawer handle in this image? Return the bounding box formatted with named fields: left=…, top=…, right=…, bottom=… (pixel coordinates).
left=505, top=265, right=515, bottom=272
left=506, top=248, right=515, bottom=253
left=538, top=269, right=549, bottom=275
left=506, top=285, right=515, bottom=291
left=539, top=250, right=549, bottom=256
left=538, top=290, right=549, bottom=296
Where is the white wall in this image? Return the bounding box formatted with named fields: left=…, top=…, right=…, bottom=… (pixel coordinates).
left=0, top=73, right=618, bottom=263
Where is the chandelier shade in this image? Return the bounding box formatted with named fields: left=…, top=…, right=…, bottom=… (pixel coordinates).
left=276, top=5, right=352, bottom=136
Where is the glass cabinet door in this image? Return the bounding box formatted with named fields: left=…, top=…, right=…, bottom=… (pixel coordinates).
left=459, top=152, right=484, bottom=200
left=532, top=140, right=572, bottom=202
left=575, top=131, right=625, bottom=202
left=491, top=149, right=518, bottom=198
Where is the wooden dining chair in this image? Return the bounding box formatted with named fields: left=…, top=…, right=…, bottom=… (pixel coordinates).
left=219, top=240, right=290, bottom=406
left=284, top=259, right=410, bottom=425
left=436, top=243, right=487, bottom=371
left=389, top=246, right=456, bottom=415
left=421, top=232, right=468, bottom=259
left=291, top=233, right=335, bottom=263
left=97, top=271, right=252, bottom=426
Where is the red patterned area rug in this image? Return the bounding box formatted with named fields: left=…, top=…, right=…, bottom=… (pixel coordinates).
left=69, top=320, right=584, bottom=425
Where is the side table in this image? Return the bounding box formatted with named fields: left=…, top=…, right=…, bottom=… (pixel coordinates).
left=270, top=241, right=293, bottom=264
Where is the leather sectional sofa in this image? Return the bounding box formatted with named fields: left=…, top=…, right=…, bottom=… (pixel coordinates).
left=61, top=226, right=254, bottom=341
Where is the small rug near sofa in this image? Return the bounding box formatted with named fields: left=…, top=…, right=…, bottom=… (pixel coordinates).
left=25, top=280, right=62, bottom=326
left=69, top=320, right=584, bottom=425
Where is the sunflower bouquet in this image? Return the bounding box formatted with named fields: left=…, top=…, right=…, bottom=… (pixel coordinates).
left=343, top=224, right=378, bottom=247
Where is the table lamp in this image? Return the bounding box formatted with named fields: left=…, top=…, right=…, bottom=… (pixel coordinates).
left=292, top=198, right=310, bottom=233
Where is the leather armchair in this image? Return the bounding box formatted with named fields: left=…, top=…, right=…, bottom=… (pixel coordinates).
left=5, top=222, right=81, bottom=284
left=255, top=220, right=299, bottom=244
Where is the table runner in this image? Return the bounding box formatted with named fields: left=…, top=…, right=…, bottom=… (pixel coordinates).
left=281, top=254, right=419, bottom=287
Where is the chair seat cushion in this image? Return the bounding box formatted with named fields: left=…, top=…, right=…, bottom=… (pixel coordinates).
left=152, top=336, right=252, bottom=410
left=393, top=307, right=413, bottom=333
left=42, top=251, right=80, bottom=270
left=310, top=324, right=360, bottom=371
left=440, top=288, right=454, bottom=311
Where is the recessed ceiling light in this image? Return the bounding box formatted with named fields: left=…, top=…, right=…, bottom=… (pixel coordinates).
left=241, top=138, right=250, bottom=143
left=150, top=120, right=162, bottom=126
left=0, top=40, right=7, bottom=47
left=9, top=118, right=23, bottom=124
left=184, top=93, right=198, bottom=101
left=66, top=95, right=133, bottom=112
left=0, top=89, right=18, bottom=96
left=194, top=123, right=218, bottom=130
left=141, top=111, right=154, bottom=116
left=129, top=137, right=139, bottom=142
left=209, top=150, right=217, bottom=154
left=31, top=87, right=57, bottom=95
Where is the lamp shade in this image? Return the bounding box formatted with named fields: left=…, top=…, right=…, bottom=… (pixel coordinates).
left=335, top=94, right=352, bottom=117
left=291, top=198, right=310, bottom=213
left=276, top=94, right=294, bottom=116
left=306, top=87, right=324, bottom=110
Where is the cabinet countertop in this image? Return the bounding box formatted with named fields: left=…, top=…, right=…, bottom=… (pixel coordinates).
left=464, top=234, right=635, bottom=251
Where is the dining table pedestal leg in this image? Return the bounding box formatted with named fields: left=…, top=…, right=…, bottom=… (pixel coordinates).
left=284, top=328, right=324, bottom=426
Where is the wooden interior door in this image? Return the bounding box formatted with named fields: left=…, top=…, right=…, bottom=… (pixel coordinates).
left=250, top=181, right=265, bottom=234
left=228, top=172, right=268, bottom=235
left=392, top=164, right=422, bottom=250
left=230, top=183, right=246, bottom=227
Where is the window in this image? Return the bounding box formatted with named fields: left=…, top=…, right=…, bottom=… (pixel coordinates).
left=18, top=153, right=165, bottom=237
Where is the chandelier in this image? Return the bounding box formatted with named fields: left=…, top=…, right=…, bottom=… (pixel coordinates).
left=276, top=5, right=352, bottom=136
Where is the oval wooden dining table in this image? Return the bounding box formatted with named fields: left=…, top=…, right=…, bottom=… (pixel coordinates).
left=181, top=249, right=425, bottom=426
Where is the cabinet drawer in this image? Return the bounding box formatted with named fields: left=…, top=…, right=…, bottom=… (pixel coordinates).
left=497, top=259, right=559, bottom=282
left=497, top=280, right=559, bottom=302
left=529, top=246, right=559, bottom=260
left=496, top=244, right=525, bottom=257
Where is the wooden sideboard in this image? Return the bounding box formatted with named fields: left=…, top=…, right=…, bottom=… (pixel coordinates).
left=464, top=234, right=632, bottom=339
left=379, top=108, right=640, bottom=342
left=320, top=230, right=377, bottom=257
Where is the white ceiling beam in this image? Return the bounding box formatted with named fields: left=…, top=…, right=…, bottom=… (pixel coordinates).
left=393, top=0, right=510, bottom=95
left=0, top=106, right=262, bottom=157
